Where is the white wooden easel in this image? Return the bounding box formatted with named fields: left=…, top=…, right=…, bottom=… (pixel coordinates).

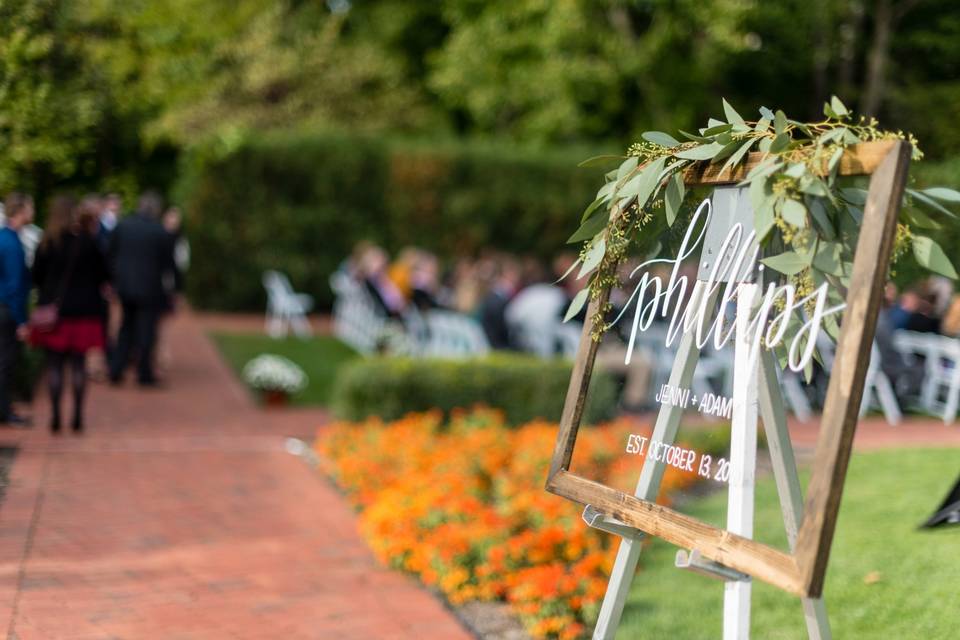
left=583, top=188, right=832, bottom=639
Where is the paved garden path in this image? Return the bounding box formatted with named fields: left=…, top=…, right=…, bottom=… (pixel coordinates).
left=0, top=310, right=472, bottom=640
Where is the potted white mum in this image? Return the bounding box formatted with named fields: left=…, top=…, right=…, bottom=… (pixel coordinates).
left=242, top=354, right=308, bottom=406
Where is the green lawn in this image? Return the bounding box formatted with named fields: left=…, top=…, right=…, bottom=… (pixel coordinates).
left=616, top=448, right=960, bottom=639
left=211, top=332, right=358, bottom=405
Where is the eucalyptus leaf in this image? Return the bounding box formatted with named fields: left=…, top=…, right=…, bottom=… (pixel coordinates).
left=618, top=173, right=643, bottom=200
left=567, top=210, right=608, bottom=243
left=712, top=138, right=744, bottom=164
left=912, top=236, right=958, bottom=279
left=840, top=188, right=867, bottom=206
left=616, top=156, right=638, bottom=182
left=781, top=198, right=807, bottom=227
left=676, top=142, right=725, bottom=160
left=723, top=98, right=745, bottom=126
left=702, top=123, right=734, bottom=137
left=758, top=137, right=772, bottom=153
left=827, top=146, right=844, bottom=173
left=753, top=192, right=776, bottom=242
left=665, top=172, right=684, bottom=226
left=762, top=251, right=809, bottom=276
left=744, top=157, right=781, bottom=183
left=596, top=181, right=615, bottom=201
left=903, top=207, right=941, bottom=230
left=807, top=197, right=836, bottom=239
left=759, top=106, right=776, bottom=121
left=719, top=138, right=755, bottom=176
left=578, top=155, right=623, bottom=168
left=784, top=162, right=806, bottom=178
left=554, top=256, right=582, bottom=283
left=642, top=131, right=680, bottom=147
left=909, top=188, right=958, bottom=218
left=830, top=96, right=848, bottom=117
left=706, top=118, right=726, bottom=128
left=922, top=187, right=960, bottom=203
left=800, top=177, right=829, bottom=197
left=578, top=235, right=607, bottom=279
left=770, top=132, right=791, bottom=153
left=755, top=118, right=770, bottom=132
left=678, top=130, right=712, bottom=143
left=564, top=288, right=590, bottom=322
left=842, top=129, right=861, bottom=144
left=813, top=241, right=844, bottom=276
left=635, top=156, right=668, bottom=210
left=580, top=197, right=605, bottom=223
left=774, top=110, right=787, bottom=135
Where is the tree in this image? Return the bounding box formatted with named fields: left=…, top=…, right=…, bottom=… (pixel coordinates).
left=0, top=0, right=103, bottom=192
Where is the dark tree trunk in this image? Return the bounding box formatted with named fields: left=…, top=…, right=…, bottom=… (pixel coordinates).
left=836, top=1, right=865, bottom=102
left=860, top=0, right=892, bottom=117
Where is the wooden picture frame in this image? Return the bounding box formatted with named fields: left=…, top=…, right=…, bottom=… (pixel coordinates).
left=545, top=140, right=912, bottom=598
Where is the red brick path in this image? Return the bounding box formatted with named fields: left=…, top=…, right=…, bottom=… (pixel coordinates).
left=0, top=311, right=471, bottom=640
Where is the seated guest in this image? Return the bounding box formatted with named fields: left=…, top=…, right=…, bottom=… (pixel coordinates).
left=356, top=244, right=405, bottom=317
left=410, top=251, right=443, bottom=311
left=889, top=286, right=941, bottom=334
left=479, top=255, right=521, bottom=350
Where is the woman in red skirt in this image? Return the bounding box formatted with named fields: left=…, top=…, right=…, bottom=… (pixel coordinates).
left=31, top=196, right=109, bottom=433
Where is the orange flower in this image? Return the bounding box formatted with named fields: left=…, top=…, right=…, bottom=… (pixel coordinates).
left=316, top=408, right=711, bottom=640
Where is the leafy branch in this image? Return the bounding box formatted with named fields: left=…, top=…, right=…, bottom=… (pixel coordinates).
left=566, top=97, right=960, bottom=348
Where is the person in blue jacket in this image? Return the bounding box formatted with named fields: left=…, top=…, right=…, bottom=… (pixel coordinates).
left=0, top=193, right=34, bottom=426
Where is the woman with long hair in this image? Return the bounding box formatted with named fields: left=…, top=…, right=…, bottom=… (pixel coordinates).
left=30, top=196, right=109, bottom=433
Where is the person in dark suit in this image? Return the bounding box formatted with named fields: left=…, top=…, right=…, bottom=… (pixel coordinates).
left=108, top=191, right=177, bottom=386
left=31, top=197, right=109, bottom=432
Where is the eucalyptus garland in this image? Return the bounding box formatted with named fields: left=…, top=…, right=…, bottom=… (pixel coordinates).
left=566, top=97, right=960, bottom=351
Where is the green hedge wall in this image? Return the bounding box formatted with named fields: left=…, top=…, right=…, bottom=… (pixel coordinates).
left=176, top=133, right=605, bottom=311
left=330, top=354, right=618, bottom=425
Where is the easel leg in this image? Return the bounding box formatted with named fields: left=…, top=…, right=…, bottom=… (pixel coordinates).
left=723, top=284, right=760, bottom=640
left=759, top=350, right=832, bottom=639
left=592, top=285, right=709, bottom=640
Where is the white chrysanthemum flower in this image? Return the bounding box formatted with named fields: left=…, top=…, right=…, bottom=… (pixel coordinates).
left=242, top=354, right=308, bottom=394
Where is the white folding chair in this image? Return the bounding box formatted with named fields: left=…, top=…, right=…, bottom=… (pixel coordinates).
left=895, top=331, right=960, bottom=424
left=329, top=272, right=385, bottom=353
left=415, top=310, right=490, bottom=358
left=817, top=334, right=901, bottom=425
left=262, top=270, right=314, bottom=339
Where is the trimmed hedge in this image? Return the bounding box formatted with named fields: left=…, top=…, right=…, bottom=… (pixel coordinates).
left=175, top=132, right=606, bottom=311
left=330, top=354, right=618, bottom=425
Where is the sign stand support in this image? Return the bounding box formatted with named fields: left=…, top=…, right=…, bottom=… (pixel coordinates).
left=585, top=280, right=831, bottom=639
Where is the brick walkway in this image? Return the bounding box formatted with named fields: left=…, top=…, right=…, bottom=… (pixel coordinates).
left=0, top=311, right=471, bottom=640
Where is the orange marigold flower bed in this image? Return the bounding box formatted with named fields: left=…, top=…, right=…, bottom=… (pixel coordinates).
left=315, top=407, right=702, bottom=639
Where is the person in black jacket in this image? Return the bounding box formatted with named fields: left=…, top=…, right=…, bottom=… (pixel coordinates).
left=108, top=191, right=178, bottom=386
left=30, top=196, right=109, bottom=433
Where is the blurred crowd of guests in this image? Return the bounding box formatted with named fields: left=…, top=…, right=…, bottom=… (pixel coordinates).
left=875, top=277, right=960, bottom=403
left=0, top=191, right=188, bottom=433
left=341, top=241, right=584, bottom=350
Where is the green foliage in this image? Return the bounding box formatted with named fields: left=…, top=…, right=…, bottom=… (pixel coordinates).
left=569, top=99, right=960, bottom=343
left=176, top=132, right=604, bottom=310
left=211, top=332, right=358, bottom=406
left=0, top=0, right=103, bottom=192
left=330, top=353, right=618, bottom=425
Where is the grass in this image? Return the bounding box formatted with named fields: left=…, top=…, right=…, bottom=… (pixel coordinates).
left=616, top=447, right=960, bottom=639
left=211, top=332, right=358, bottom=405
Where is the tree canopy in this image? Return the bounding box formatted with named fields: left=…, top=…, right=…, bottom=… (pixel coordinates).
left=1, top=0, right=958, bottom=194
